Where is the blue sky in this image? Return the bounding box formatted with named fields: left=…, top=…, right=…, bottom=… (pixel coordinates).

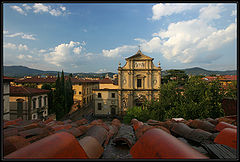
left=3, top=3, right=237, bottom=73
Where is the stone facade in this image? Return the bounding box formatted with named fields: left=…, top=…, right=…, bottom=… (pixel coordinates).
left=94, top=89, right=118, bottom=116
left=118, top=50, right=161, bottom=115
left=93, top=50, right=161, bottom=116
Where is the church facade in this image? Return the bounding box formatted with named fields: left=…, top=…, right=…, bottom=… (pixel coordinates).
left=93, top=50, right=162, bottom=116
left=117, top=50, right=162, bottom=115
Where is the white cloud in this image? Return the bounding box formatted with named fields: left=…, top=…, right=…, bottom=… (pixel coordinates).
left=44, top=41, right=85, bottom=67
left=18, top=44, right=28, bottom=51
left=151, top=3, right=192, bottom=20
left=10, top=3, right=70, bottom=17
left=10, top=6, right=27, bottom=15
left=3, top=30, right=8, bottom=34
left=17, top=54, right=24, bottom=59
left=60, top=6, right=66, bottom=11
left=197, top=23, right=236, bottom=51
left=5, top=31, right=36, bottom=40
left=39, top=49, right=47, bottom=53
left=199, top=4, right=222, bottom=22
left=22, top=4, right=32, bottom=10
left=49, top=9, right=62, bottom=16
left=96, top=68, right=108, bottom=73
left=102, top=45, right=137, bottom=58
left=27, top=55, right=33, bottom=59
left=33, top=3, right=49, bottom=13
left=4, top=43, right=17, bottom=49
left=4, top=43, right=29, bottom=51
left=73, top=47, right=82, bottom=54
left=231, top=10, right=236, bottom=16
left=105, top=4, right=236, bottom=65
left=83, top=29, right=88, bottom=32
left=5, top=32, right=23, bottom=38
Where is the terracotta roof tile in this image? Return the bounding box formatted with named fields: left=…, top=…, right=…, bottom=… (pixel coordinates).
left=98, top=78, right=113, bottom=84
left=10, top=86, right=50, bottom=96
left=3, top=115, right=237, bottom=159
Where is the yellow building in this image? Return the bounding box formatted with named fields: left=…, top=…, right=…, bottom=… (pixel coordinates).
left=93, top=50, right=162, bottom=116
left=9, top=86, right=50, bottom=120
left=72, top=78, right=99, bottom=108
left=13, top=76, right=99, bottom=109
left=93, top=78, right=118, bottom=116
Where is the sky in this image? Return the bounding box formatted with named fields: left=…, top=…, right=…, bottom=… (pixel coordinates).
left=3, top=3, right=237, bottom=73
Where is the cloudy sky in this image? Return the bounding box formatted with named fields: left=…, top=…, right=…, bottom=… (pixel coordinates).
left=3, top=3, right=237, bottom=73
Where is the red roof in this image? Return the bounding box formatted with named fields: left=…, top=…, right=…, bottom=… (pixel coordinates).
left=98, top=78, right=113, bottom=84
left=218, top=75, right=237, bottom=81
left=3, top=76, right=16, bottom=81
left=10, top=86, right=50, bottom=96
left=14, top=76, right=99, bottom=84
left=202, top=76, right=217, bottom=82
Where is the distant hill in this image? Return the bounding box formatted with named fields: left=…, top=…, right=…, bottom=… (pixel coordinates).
left=4, top=66, right=236, bottom=78
left=3, top=66, right=62, bottom=78
left=181, top=67, right=237, bottom=76
left=3, top=66, right=117, bottom=78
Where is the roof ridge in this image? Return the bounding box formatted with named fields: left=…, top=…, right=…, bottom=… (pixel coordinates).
left=22, top=86, right=32, bottom=95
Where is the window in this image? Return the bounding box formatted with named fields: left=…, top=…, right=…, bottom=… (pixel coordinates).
left=137, top=79, right=142, bottom=88
left=17, top=99, right=23, bottom=118
left=98, top=103, right=102, bottom=110
left=79, top=91, right=82, bottom=94
left=74, top=90, right=76, bottom=94
left=44, top=96, right=47, bottom=106
left=98, top=93, right=102, bottom=98
left=33, top=99, right=36, bottom=109
left=38, top=96, right=42, bottom=108
left=112, top=93, right=115, bottom=98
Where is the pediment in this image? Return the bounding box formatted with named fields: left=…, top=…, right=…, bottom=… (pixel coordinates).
left=126, top=50, right=153, bottom=60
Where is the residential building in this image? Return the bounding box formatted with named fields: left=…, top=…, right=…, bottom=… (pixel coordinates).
left=94, top=89, right=118, bottom=116
left=72, top=78, right=99, bottom=108
left=13, top=76, right=99, bottom=109
left=9, top=86, right=50, bottom=120
left=202, top=75, right=237, bottom=89
left=3, top=76, right=15, bottom=120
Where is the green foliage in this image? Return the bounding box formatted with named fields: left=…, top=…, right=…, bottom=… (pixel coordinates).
left=124, top=76, right=226, bottom=122
left=52, top=71, right=74, bottom=120
left=162, top=70, right=188, bottom=86
left=123, top=106, right=157, bottom=124
left=224, top=80, right=237, bottom=99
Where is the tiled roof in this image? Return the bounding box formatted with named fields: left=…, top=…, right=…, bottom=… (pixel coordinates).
left=14, top=77, right=99, bottom=84
left=98, top=78, right=113, bottom=84
left=218, top=75, right=237, bottom=81
left=202, top=75, right=237, bottom=82
left=3, top=76, right=16, bottom=82
left=10, top=86, right=50, bottom=96
left=3, top=115, right=237, bottom=159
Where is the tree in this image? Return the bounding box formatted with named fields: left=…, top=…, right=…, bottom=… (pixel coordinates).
left=162, top=70, right=188, bottom=86
left=65, top=75, right=74, bottom=114
left=52, top=71, right=74, bottom=120
left=53, top=72, right=65, bottom=120
left=125, top=76, right=226, bottom=122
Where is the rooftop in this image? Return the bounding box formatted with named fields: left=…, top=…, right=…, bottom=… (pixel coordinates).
left=3, top=115, right=237, bottom=159
left=10, top=86, right=50, bottom=96
left=14, top=76, right=99, bottom=84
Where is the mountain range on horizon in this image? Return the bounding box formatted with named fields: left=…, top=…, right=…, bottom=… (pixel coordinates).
left=3, top=65, right=237, bottom=78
